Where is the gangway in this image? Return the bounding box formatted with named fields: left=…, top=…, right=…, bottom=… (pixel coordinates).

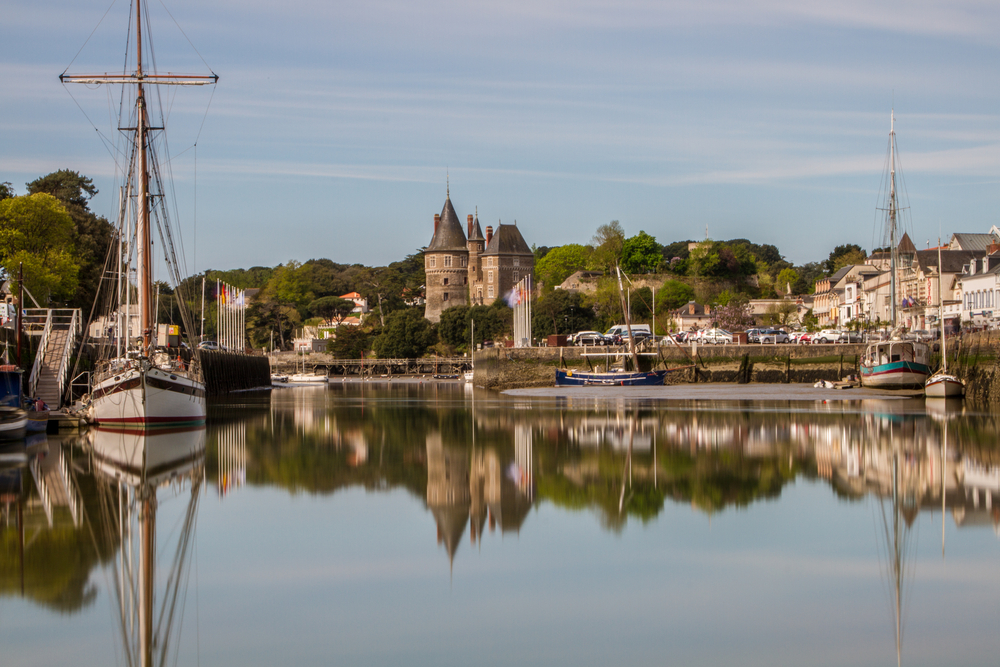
left=24, top=309, right=81, bottom=408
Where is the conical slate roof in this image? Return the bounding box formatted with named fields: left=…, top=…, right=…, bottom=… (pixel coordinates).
left=427, top=197, right=468, bottom=251
left=483, top=223, right=533, bottom=256
left=469, top=212, right=485, bottom=242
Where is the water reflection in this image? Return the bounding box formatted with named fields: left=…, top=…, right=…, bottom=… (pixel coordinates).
left=87, top=427, right=205, bottom=667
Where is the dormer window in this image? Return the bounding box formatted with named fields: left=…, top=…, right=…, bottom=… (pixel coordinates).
left=444, top=255, right=452, bottom=268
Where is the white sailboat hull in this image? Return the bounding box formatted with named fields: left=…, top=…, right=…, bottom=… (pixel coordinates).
left=91, top=365, right=206, bottom=429
left=924, top=372, right=965, bottom=398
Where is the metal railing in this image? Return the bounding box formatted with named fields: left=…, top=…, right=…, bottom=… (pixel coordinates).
left=54, top=310, right=80, bottom=402
left=28, top=311, right=52, bottom=397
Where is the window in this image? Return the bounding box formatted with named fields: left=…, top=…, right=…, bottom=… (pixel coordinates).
left=443, top=293, right=449, bottom=302
left=488, top=286, right=494, bottom=298
left=443, top=278, right=449, bottom=286
left=513, top=257, right=520, bottom=267
left=488, top=270, right=494, bottom=283
left=487, top=257, right=493, bottom=267
left=464, top=276, right=468, bottom=285
left=444, top=255, right=452, bottom=268
left=513, top=271, right=519, bottom=283
left=461, top=256, right=467, bottom=267
left=429, top=257, right=436, bottom=268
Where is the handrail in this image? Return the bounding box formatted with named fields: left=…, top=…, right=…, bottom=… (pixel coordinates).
left=55, top=310, right=79, bottom=403
left=60, top=452, right=81, bottom=527
left=28, top=311, right=53, bottom=397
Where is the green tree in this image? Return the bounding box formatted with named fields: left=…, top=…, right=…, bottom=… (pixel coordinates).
left=326, top=326, right=371, bottom=358
left=591, top=220, right=625, bottom=273
left=629, top=286, right=653, bottom=322
left=257, top=260, right=314, bottom=348
left=687, top=241, right=720, bottom=277
left=535, top=244, right=594, bottom=288
left=531, top=289, right=595, bottom=337
left=0, top=193, right=80, bottom=304
left=372, top=308, right=437, bottom=358
left=762, top=301, right=798, bottom=327
left=308, top=296, right=355, bottom=325
left=656, top=280, right=695, bottom=312
left=0, top=182, right=13, bottom=201
left=825, top=244, right=866, bottom=274
left=776, top=268, right=799, bottom=295
left=621, top=231, right=662, bottom=274
left=438, top=305, right=471, bottom=348
left=26, top=170, right=114, bottom=310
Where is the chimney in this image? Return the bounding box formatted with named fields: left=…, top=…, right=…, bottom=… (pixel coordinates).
left=689, top=303, right=695, bottom=315
left=434, top=214, right=440, bottom=235
left=467, top=214, right=473, bottom=237
left=486, top=225, right=493, bottom=245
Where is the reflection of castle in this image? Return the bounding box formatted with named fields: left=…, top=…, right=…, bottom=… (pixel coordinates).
left=425, top=426, right=535, bottom=567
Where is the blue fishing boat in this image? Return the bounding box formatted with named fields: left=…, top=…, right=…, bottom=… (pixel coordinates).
left=556, top=368, right=668, bottom=386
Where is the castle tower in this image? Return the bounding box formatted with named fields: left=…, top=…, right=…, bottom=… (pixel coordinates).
left=467, top=209, right=486, bottom=305
left=479, top=222, right=535, bottom=305
left=424, top=190, right=469, bottom=322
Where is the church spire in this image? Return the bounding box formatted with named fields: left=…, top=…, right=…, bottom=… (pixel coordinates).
left=446, top=170, right=450, bottom=199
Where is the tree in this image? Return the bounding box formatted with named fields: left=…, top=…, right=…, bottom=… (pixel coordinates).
left=775, top=268, right=799, bottom=295
left=27, top=170, right=114, bottom=309
left=762, top=301, right=798, bottom=327
left=326, top=326, right=371, bottom=358
left=825, top=244, right=866, bottom=274
left=621, top=231, right=662, bottom=274
left=591, top=220, right=625, bottom=273
left=0, top=182, right=13, bottom=201
left=629, top=286, right=653, bottom=322
left=438, top=305, right=471, bottom=348
left=257, top=260, right=314, bottom=349
left=372, top=308, right=437, bottom=358
left=656, top=280, right=695, bottom=312
left=308, top=296, right=355, bottom=325
left=0, top=193, right=80, bottom=304
left=535, top=244, right=594, bottom=288
left=713, top=293, right=755, bottom=331
left=531, top=290, right=595, bottom=337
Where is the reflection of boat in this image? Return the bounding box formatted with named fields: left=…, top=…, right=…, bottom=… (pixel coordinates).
left=860, top=112, right=930, bottom=390
left=88, top=425, right=206, bottom=666
left=0, top=406, right=27, bottom=441
left=64, top=0, right=215, bottom=429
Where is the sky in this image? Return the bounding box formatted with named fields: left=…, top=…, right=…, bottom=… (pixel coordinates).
left=4, top=0, right=1000, bottom=274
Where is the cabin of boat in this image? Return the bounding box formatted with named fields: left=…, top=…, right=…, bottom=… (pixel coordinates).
left=860, top=340, right=931, bottom=388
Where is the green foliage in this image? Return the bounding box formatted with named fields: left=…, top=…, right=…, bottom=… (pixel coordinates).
left=438, top=305, right=471, bottom=348
left=326, top=326, right=372, bottom=358
left=825, top=244, right=866, bottom=274
left=687, top=240, right=757, bottom=279
left=0, top=193, right=79, bottom=304
left=776, top=268, right=799, bottom=294
left=656, top=280, right=695, bottom=312
left=629, top=286, right=653, bottom=321
left=793, top=262, right=825, bottom=294
left=469, top=301, right=512, bottom=345
left=372, top=308, right=437, bottom=358
left=25, top=170, right=113, bottom=309
left=532, top=245, right=552, bottom=262
left=0, top=182, right=14, bottom=201
left=532, top=289, right=596, bottom=337
left=620, top=231, right=662, bottom=274
left=535, top=244, right=594, bottom=288
left=762, top=300, right=799, bottom=327
left=660, top=240, right=693, bottom=265
left=590, top=220, right=625, bottom=273
left=308, top=296, right=355, bottom=324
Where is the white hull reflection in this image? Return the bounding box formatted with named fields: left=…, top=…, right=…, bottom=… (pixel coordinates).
left=89, top=425, right=206, bottom=487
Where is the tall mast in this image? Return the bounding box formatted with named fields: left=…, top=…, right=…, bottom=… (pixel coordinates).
left=889, top=110, right=897, bottom=329
left=938, top=238, right=947, bottom=372
left=136, top=0, right=153, bottom=357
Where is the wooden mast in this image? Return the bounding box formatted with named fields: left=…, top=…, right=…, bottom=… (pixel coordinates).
left=136, top=0, right=153, bottom=357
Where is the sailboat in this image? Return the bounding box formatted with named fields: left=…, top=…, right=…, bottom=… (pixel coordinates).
left=61, top=0, right=217, bottom=428
left=860, top=112, right=931, bottom=389
left=925, top=239, right=965, bottom=397
left=556, top=267, right=669, bottom=386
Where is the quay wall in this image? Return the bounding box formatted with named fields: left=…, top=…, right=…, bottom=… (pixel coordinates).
left=952, top=331, right=1000, bottom=408
left=473, top=344, right=868, bottom=390
left=198, top=350, right=271, bottom=395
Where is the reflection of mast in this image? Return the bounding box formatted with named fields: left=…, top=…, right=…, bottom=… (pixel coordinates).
left=90, top=428, right=205, bottom=667
left=876, top=451, right=913, bottom=667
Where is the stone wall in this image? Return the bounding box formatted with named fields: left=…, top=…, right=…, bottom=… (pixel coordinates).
left=952, top=331, right=1000, bottom=408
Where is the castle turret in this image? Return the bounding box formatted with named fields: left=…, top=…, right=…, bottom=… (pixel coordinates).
left=424, top=192, right=469, bottom=322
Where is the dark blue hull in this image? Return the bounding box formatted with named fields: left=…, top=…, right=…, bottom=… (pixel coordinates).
left=556, top=369, right=668, bottom=386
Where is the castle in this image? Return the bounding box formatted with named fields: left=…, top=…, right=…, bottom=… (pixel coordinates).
left=423, top=189, right=534, bottom=322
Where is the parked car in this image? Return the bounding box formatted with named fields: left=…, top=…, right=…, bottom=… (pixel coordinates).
left=699, top=328, right=734, bottom=344
left=812, top=329, right=841, bottom=344
left=758, top=329, right=789, bottom=344
left=791, top=332, right=813, bottom=344
left=839, top=331, right=863, bottom=343
left=673, top=331, right=689, bottom=343
left=197, top=340, right=220, bottom=350
left=619, top=331, right=653, bottom=346
left=573, top=331, right=609, bottom=346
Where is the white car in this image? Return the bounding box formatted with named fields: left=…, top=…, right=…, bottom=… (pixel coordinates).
left=699, top=328, right=734, bottom=344
left=812, top=329, right=841, bottom=344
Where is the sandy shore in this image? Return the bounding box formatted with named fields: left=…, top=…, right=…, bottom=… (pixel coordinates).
left=504, top=383, right=924, bottom=402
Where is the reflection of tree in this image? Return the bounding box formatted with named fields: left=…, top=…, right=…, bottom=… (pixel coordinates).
left=0, top=450, right=118, bottom=613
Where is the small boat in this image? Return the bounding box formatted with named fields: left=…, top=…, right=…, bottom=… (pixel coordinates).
left=924, top=235, right=965, bottom=398
left=285, top=373, right=329, bottom=386
left=556, top=369, right=668, bottom=386
left=0, top=406, right=28, bottom=441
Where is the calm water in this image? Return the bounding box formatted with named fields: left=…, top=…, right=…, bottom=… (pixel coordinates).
left=2, top=384, right=999, bottom=667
